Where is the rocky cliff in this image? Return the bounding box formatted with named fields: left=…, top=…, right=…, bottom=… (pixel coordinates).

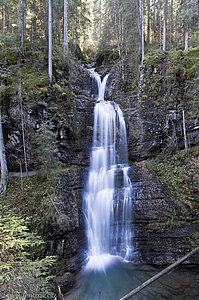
left=106, top=47, right=199, bottom=266
left=1, top=47, right=199, bottom=292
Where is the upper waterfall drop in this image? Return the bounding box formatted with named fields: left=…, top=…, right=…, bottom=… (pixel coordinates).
left=84, top=70, right=133, bottom=271
left=89, top=68, right=110, bottom=101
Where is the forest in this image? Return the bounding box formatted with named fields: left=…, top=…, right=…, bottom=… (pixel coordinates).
left=0, top=0, right=199, bottom=299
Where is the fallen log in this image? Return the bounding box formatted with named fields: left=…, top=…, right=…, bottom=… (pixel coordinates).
left=120, top=246, right=199, bottom=300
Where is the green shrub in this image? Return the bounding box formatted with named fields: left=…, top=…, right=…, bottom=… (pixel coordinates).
left=0, top=203, right=56, bottom=299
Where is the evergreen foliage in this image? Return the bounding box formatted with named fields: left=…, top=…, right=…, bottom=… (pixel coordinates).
left=0, top=203, right=56, bottom=299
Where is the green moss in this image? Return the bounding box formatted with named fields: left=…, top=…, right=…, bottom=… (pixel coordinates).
left=140, top=48, right=199, bottom=125
left=144, top=49, right=164, bottom=67
left=24, top=70, right=48, bottom=89
left=52, top=82, right=64, bottom=93
left=185, top=46, right=199, bottom=58
left=147, top=147, right=199, bottom=221
left=1, top=171, right=59, bottom=233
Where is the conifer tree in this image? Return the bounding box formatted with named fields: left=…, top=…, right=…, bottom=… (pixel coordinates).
left=48, top=0, right=52, bottom=84
left=64, top=0, right=68, bottom=55
left=163, top=0, right=167, bottom=51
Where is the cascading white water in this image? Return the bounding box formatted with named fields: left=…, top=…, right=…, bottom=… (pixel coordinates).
left=89, top=68, right=109, bottom=100
left=84, top=70, right=133, bottom=271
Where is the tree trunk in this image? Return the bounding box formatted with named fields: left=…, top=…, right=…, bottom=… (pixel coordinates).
left=30, top=22, right=33, bottom=43
left=159, top=4, right=162, bottom=48
left=3, top=1, right=6, bottom=34
left=48, top=0, right=52, bottom=85
left=184, top=0, right=189, bottom=51
left=7, top=7, right=10, bottom=33
left=64, top=0, right=68, bottom=56
left=175, top=9, right=178, bottom=48
left=137, top=0, right=141, bottom=37
left=170, top=0, right=173, bottom=49
left=56, top=14, right=61, bottom=44
left=18, top=0, right=21, bottom=35
left=19, top=80, right=29, bottom=179
left=19, top=161, right=24, bottom=193
left=185, top=24, right=189, bottom=51
left=21, top=0, right=25, bottom=51
left=114, top=0, right=121, bottom=58
left=120, top=246, right=199, bottom=300
left=119, top=5, right=125, bottom=80
left=147, top=0, right=150, bottom=44
left=183, top=110, right=188, bottom=152
left=153, top=0, right=156, bottom=41
left=99, top=0, right=102, bottom=49
left=140, top=0, right=144, bottom=63
left=23, top=0, right=26, bottom=39
left=163, top=0, right=167, bottom=51
left=0, top=107, right=8, bottom=193
left=75, top=4, right=78, bottom=49
left=18, top=0, right=25, bottom=51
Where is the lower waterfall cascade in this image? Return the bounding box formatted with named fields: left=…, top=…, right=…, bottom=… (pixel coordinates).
left=64, top=69, right=199, bottom=300
left=83, top=70, right=133, bottom=271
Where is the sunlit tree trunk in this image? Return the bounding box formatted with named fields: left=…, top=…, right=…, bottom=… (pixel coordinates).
left=163, top=0, right=167, bottom=51
left=160, top=13, right=162, bottom=48
left=158, top=0, right=162, bottom=48
left=119, top=8, right=124, bottom=55
left=64, top=0, right=68, bottom=56
left=119, top=4, right=125, bottom=80
left=185, top=24, right=189, bottom=51
left=0, top=107, right=8, bottom=193
left=147, top=0, right=150, bottom=44
left=183, top=110, right=188, bottom=152
left=99, top=0, right=102, bottom=48
left=170, top=0, right=173, bottom=49
left=48, top=0, right=52, bottom=85
left=153, top=0, right=156, bottom=41
left=175, top=9, right=178, bottom=48
left=140, top=0, right=144, bottom=63
left=184, top=0, right=189, bottom=51
left=137, top=0, right=141, bottom=37
left=23, top=0, right=26, bottom=38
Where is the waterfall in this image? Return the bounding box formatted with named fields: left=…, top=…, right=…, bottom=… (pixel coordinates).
left=89, top=68, right=109, bottom=100
left=84, top=70, right=133, bottom=271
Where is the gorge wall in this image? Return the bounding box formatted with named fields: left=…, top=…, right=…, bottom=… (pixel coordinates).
left=1, top=47, right=199, bottom=291
left=107, top=48, right=199, bottom=265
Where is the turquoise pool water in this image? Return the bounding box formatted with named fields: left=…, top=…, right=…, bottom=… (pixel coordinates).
left=64, top=258, right=199, bottom=300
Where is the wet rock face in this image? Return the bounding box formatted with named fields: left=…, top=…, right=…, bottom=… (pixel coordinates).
left=46, top=168, right=87, bottom=292
left=106, top=52, right=199, bottom=161
left=4, top=64, right=94, bottom=171
left=130, top=161, right=199, bottom=265
left=53, top=58, right=199, bottom=270
left=57, top=94, right=94, bottom=167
